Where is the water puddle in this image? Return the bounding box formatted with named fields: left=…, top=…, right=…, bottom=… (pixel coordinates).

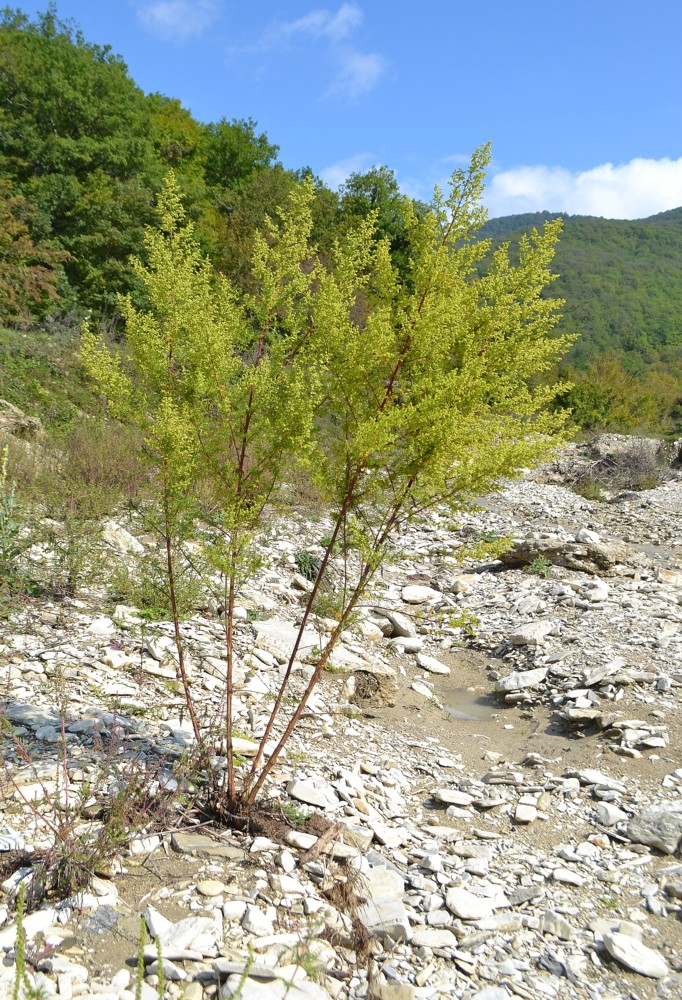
left=442, top=687, right=498, bottom=721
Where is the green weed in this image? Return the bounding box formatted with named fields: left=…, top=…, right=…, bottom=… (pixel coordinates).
left=294, top=549, right=322, bottom=582
left=527, top=555, right=553, bottom=578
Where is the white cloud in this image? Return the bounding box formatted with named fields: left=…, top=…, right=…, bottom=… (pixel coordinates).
left=232, top=4, right=386, bottom=101
left=320, top=152, right=376, bottom=189
left=134, top=1, right=220, bottom=42
left=328, top=50, right=386, bottom=99
left=281, top=3, right=363, bottom=43
left=440, top=153, right=473, bottom=166
left=486, top=157, right=682, bottom=219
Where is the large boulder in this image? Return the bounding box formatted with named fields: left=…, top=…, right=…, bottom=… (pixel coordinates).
left=499, top=535, right=644, bottom=576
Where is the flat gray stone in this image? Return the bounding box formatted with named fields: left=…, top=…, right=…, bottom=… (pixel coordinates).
left=369, top=984, right=416, bottom=1000
left=603, top=931, right=669, bottom=978
left=415, top=653, right=450, bottom=675
left=495, top=667, right=548, bottom=692
left=508, top=621, right=554, bottom=646
left=411, top=927, right=458, bottom=948
left=445, top=887, right=494, bottom=921
left=242, top=904, right=274, bottom=936
left=433, top=789, right=474, bottom=807
left=0, top=830, right=25, bottom=851
left=221, top=977, right=331, bottom=1000
left=82, top=906, right=118, bottom=935
left=287, top=778, right=340, bottom=810
left=251, top=619, right=319, bottom=661
left=595, top=802, right=628, bottom=826
left=539, top=910, right=574, bottom=940
left=171, top=832, right=245, bottom=861
left=626, top=800, right=682, bottom=854
left=357, top=867, right=412, bottom=943
left=102, top=521, right=144, bottom=554
left=212, top=961, right=278, bottom=981
left=402, top=585, right=442, bottom=604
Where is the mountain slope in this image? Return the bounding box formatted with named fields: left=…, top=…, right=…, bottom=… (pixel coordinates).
left=480, top=210, right=682, bottom=365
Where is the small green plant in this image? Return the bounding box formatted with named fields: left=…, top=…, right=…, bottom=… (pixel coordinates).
left=294, top=549, right=322, bottom=582
left=1, top=697, right=182, bottom=908
left=109, top=552, right=203, bottom=622
left=460, top=531, right=513, bottom=563
left=447, top=609, right=479, bottom=637
left=571, top=480, right=605, bottom=502
left=527, top=555, right=553, bottom=578
left=13, top=882, right=28, bottom=1000
left=312, top=587, right=346, bottom=621
left=281, top=801, right=307, bottom=826
left=246, top=609, right=269, bottom=623
left=9, top=882, right=46, bottom=1000
left=290, top=939, right=324, bottom=982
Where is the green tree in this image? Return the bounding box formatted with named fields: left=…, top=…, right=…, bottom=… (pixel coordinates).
left=202, top=117, right=279, bottom=192
left=555, top=353, right=664, bottom=432
left=212, top=166, right=298, bottom=288
left=338, top=165, right=425, bottom=275
left=0, top=180, right=67, bottom=324
left=83, top=147, right=572, bottom=819
left=0, top=3, right=161, bottom=309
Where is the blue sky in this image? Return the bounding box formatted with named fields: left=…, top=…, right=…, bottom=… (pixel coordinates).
left=13, top=1, right=682, bottom=218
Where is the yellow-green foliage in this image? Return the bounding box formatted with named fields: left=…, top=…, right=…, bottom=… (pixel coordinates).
left=84, top=154, right=570, bottom=547
left=304, top=144, right=572, bottom=568
left=82, top=150, right=573, bottom=809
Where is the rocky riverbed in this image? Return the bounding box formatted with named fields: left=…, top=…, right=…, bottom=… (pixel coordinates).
left=1, top=444, right=682, bottom=1000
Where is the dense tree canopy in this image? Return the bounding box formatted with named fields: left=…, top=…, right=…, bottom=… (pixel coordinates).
left=0, top=180, right=67, bottom=323
left=0, top=4, right=162, bottom=308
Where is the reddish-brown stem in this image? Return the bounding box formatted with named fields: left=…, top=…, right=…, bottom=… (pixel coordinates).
left=240, top=464, right=364, bottom=797
left=164, top=495, right=203, bottom=746
left=223, top=561, right=236, bottom=802
left=223, top=325, right=269, bottom=802
left=241, top=485, right=412, bottom=809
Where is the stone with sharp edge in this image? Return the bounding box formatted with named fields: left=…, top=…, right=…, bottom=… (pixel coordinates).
left=602, top=931, right=669, bottom=979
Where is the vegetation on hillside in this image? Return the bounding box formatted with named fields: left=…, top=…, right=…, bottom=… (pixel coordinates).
left=481, top=212, right=682, bottom=433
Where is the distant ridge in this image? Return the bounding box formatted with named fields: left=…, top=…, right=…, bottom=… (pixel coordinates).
left=478, top=207, right=682, bottom=366
left=642, top=205, right=682, bottom=223
left=480, top=212, right=596, bottom=239
left=482, top=205, right=682, bottom=235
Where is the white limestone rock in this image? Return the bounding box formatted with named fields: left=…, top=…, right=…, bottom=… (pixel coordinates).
left=602, top=931, right=669, bottom=979
left=415, top=653, right=450, bottom=675
left=445, top=887, right=494, bottom=921
left=508, top=621, right=554, bottom=646
left=401, top=585, right=442, bottom=605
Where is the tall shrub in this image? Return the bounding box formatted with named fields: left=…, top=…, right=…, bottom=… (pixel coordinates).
left=83, top=148, right=572, bottom=818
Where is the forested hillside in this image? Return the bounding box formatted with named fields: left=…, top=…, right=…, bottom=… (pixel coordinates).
left=481, top=211, right=682, bottom=360
left=1, top=5, right=681, bottom=434
left=480, top=211, right=682, bottom=432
